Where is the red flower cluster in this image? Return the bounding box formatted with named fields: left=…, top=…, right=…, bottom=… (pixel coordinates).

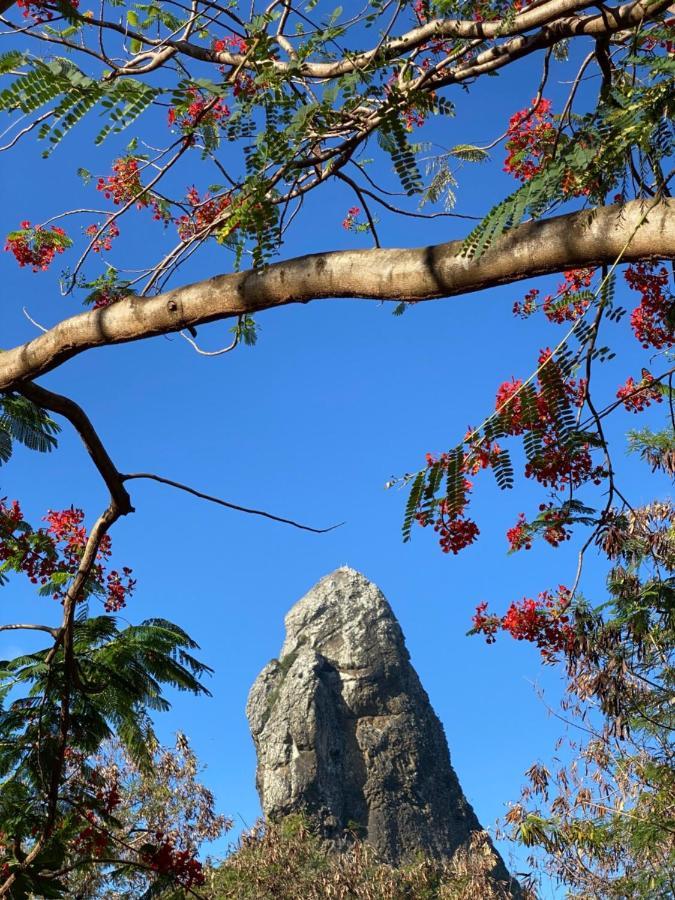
left=525, top=431, right=602, bottom=490
left=495, top=352, right=601, bottom=491
left=433, top=503, right=480, bottom=554
left=97, top=157, right=148, bottom=207
left=403, top=108, right=426, bottom=131
left=0, top=500, right=135, bottom=611
left=616, top=372, right=663, bottom=413
left=5, top=221, right=70, bottom=272
left=342, top=206, right=361, bottom=230
left=625, top=262, right=673, bottom=349
left=90, top=286, right=125, bottom=310
left=503, top=98, right=555, bottom=182
left=213, top=35, right=249, bottom=55
left=542, top=268, right=594, bottom=323
left=143, top=835, right=206, bottom=888
left=416, top=453, right=486, bottom=554
left=512, top=287, right=539, bottom=318
left=84, top=219, right=120, bottom=253
left=641, top=18, right=675, bottom=52
left=537, top=503, right=572, bottom=547
left=506, top=512, right=531, bottom=551
left=97, top=157, right=167, bottom=221
left=16, top=0, right=78, bottom=23
left=513, top=270, right=594, bottom=321
left=413, top=0, right=428, bottom=22
left=463, top=432, right=503, bottom=475
left=507, top=506, right=572, bottom=552
left=473, top=587, right=575, bottom=661
left=167, top=87, right=230, bottom=131
left=176, top=186, right=232, bottom=241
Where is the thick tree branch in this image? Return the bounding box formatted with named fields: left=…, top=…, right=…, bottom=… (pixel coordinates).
left=1, top=199, right=673, bottom=392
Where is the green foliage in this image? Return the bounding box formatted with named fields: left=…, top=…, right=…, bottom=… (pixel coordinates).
left=0, top=58, right=157, bottom=154
left=0, top=617, right=212, bottom=895
left=0, top=393, right=59, bottom=465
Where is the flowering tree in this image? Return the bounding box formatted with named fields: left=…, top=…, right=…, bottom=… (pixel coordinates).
left=0, top=0, right=673, bottom=895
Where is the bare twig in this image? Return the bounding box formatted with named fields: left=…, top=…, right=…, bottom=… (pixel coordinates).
left=122, top=472, right=343, bottom=533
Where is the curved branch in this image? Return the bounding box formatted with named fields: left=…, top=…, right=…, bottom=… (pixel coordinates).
left=1, top=199, right=673, bottom=391
left=17, top=382, right=133, bottom=515
left=0, top=623, right=59, bottom=637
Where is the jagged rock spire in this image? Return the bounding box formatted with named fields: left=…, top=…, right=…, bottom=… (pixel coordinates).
left=247, top=567, right=516, bottom=889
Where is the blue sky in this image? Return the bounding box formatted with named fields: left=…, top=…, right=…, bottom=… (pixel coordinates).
left=0, top=15, right=670, bottom=895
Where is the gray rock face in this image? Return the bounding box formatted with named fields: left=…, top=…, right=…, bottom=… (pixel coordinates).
left=247, top=567, right=515, bottom=885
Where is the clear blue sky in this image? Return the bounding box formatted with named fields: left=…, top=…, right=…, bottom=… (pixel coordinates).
left=0, top=19, right=668, bottom=895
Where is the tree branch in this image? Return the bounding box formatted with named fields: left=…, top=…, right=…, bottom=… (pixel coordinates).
left=0, top=624, right=59, bottom=637
left=1, top=199, right=673, bottom=392
left=122, top=472, right=342, bottom=533
left=17, top=382, right=133, bottom=515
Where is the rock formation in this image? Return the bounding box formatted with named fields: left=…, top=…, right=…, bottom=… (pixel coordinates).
left=247, top=567, right=517, bottom=889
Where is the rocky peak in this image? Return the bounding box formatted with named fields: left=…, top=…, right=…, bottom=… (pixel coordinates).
left=247, top=567, right=517, bottom=891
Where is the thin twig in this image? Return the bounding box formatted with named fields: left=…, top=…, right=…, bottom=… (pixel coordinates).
left=122, top=472, right=343, bottom=533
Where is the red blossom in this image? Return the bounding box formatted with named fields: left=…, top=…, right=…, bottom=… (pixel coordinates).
left=97, top=157, right=146, bottom=207
left=542, top=268, right=594, bottom=323
left=503, top=98, right=556, bottom=182
left=175, top=187, right=232, bottom=241
left=473, top=587, right=575, bottom=661
left=16, top=0, right=78, bottom=23
left=167, top=87, right=230, bottom=131
left=0, top=500, right=134, bottom=610
left=513, top=288, right=539, bottom=318
left=342, top=207, right=361, bottom=230
left=616, top=372, right=663, bottom=413
left=5, top=222, right=70, bottom=272
left=142, top=836, right=206, bottom=888
left=233, top=72, right=258, bottom=99
left=472, top=601, right=500, bottom=643
left=625, top=262, right=673, bottom=349
left=494, top=355, right=603, bottom=491
left=97, top=157, right=167, bottom=221
left=213, top=35, right=249, bottom=55
left=463, top=433, right=502, bottom=475
left=84, top=220, right=120, bottom=253
left=507, top=513, right=532, bottom=551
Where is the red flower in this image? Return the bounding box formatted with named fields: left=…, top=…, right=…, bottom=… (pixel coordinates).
left=16, top=0, right=78, bottom=23
left=84, top=220, right=120, bottom=253
left=616, top=372, right=663, bottom=413
left=625, top=262, right=673, bottom=349
left=473, top=587, right=575, bottom=661
left=507, top=513, right=532, bottom=551
left=542, top=268, right=594, bottom=323
left=5, top=222, right=71, bottom=272
left=503, top=98, right=555, bottom=182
